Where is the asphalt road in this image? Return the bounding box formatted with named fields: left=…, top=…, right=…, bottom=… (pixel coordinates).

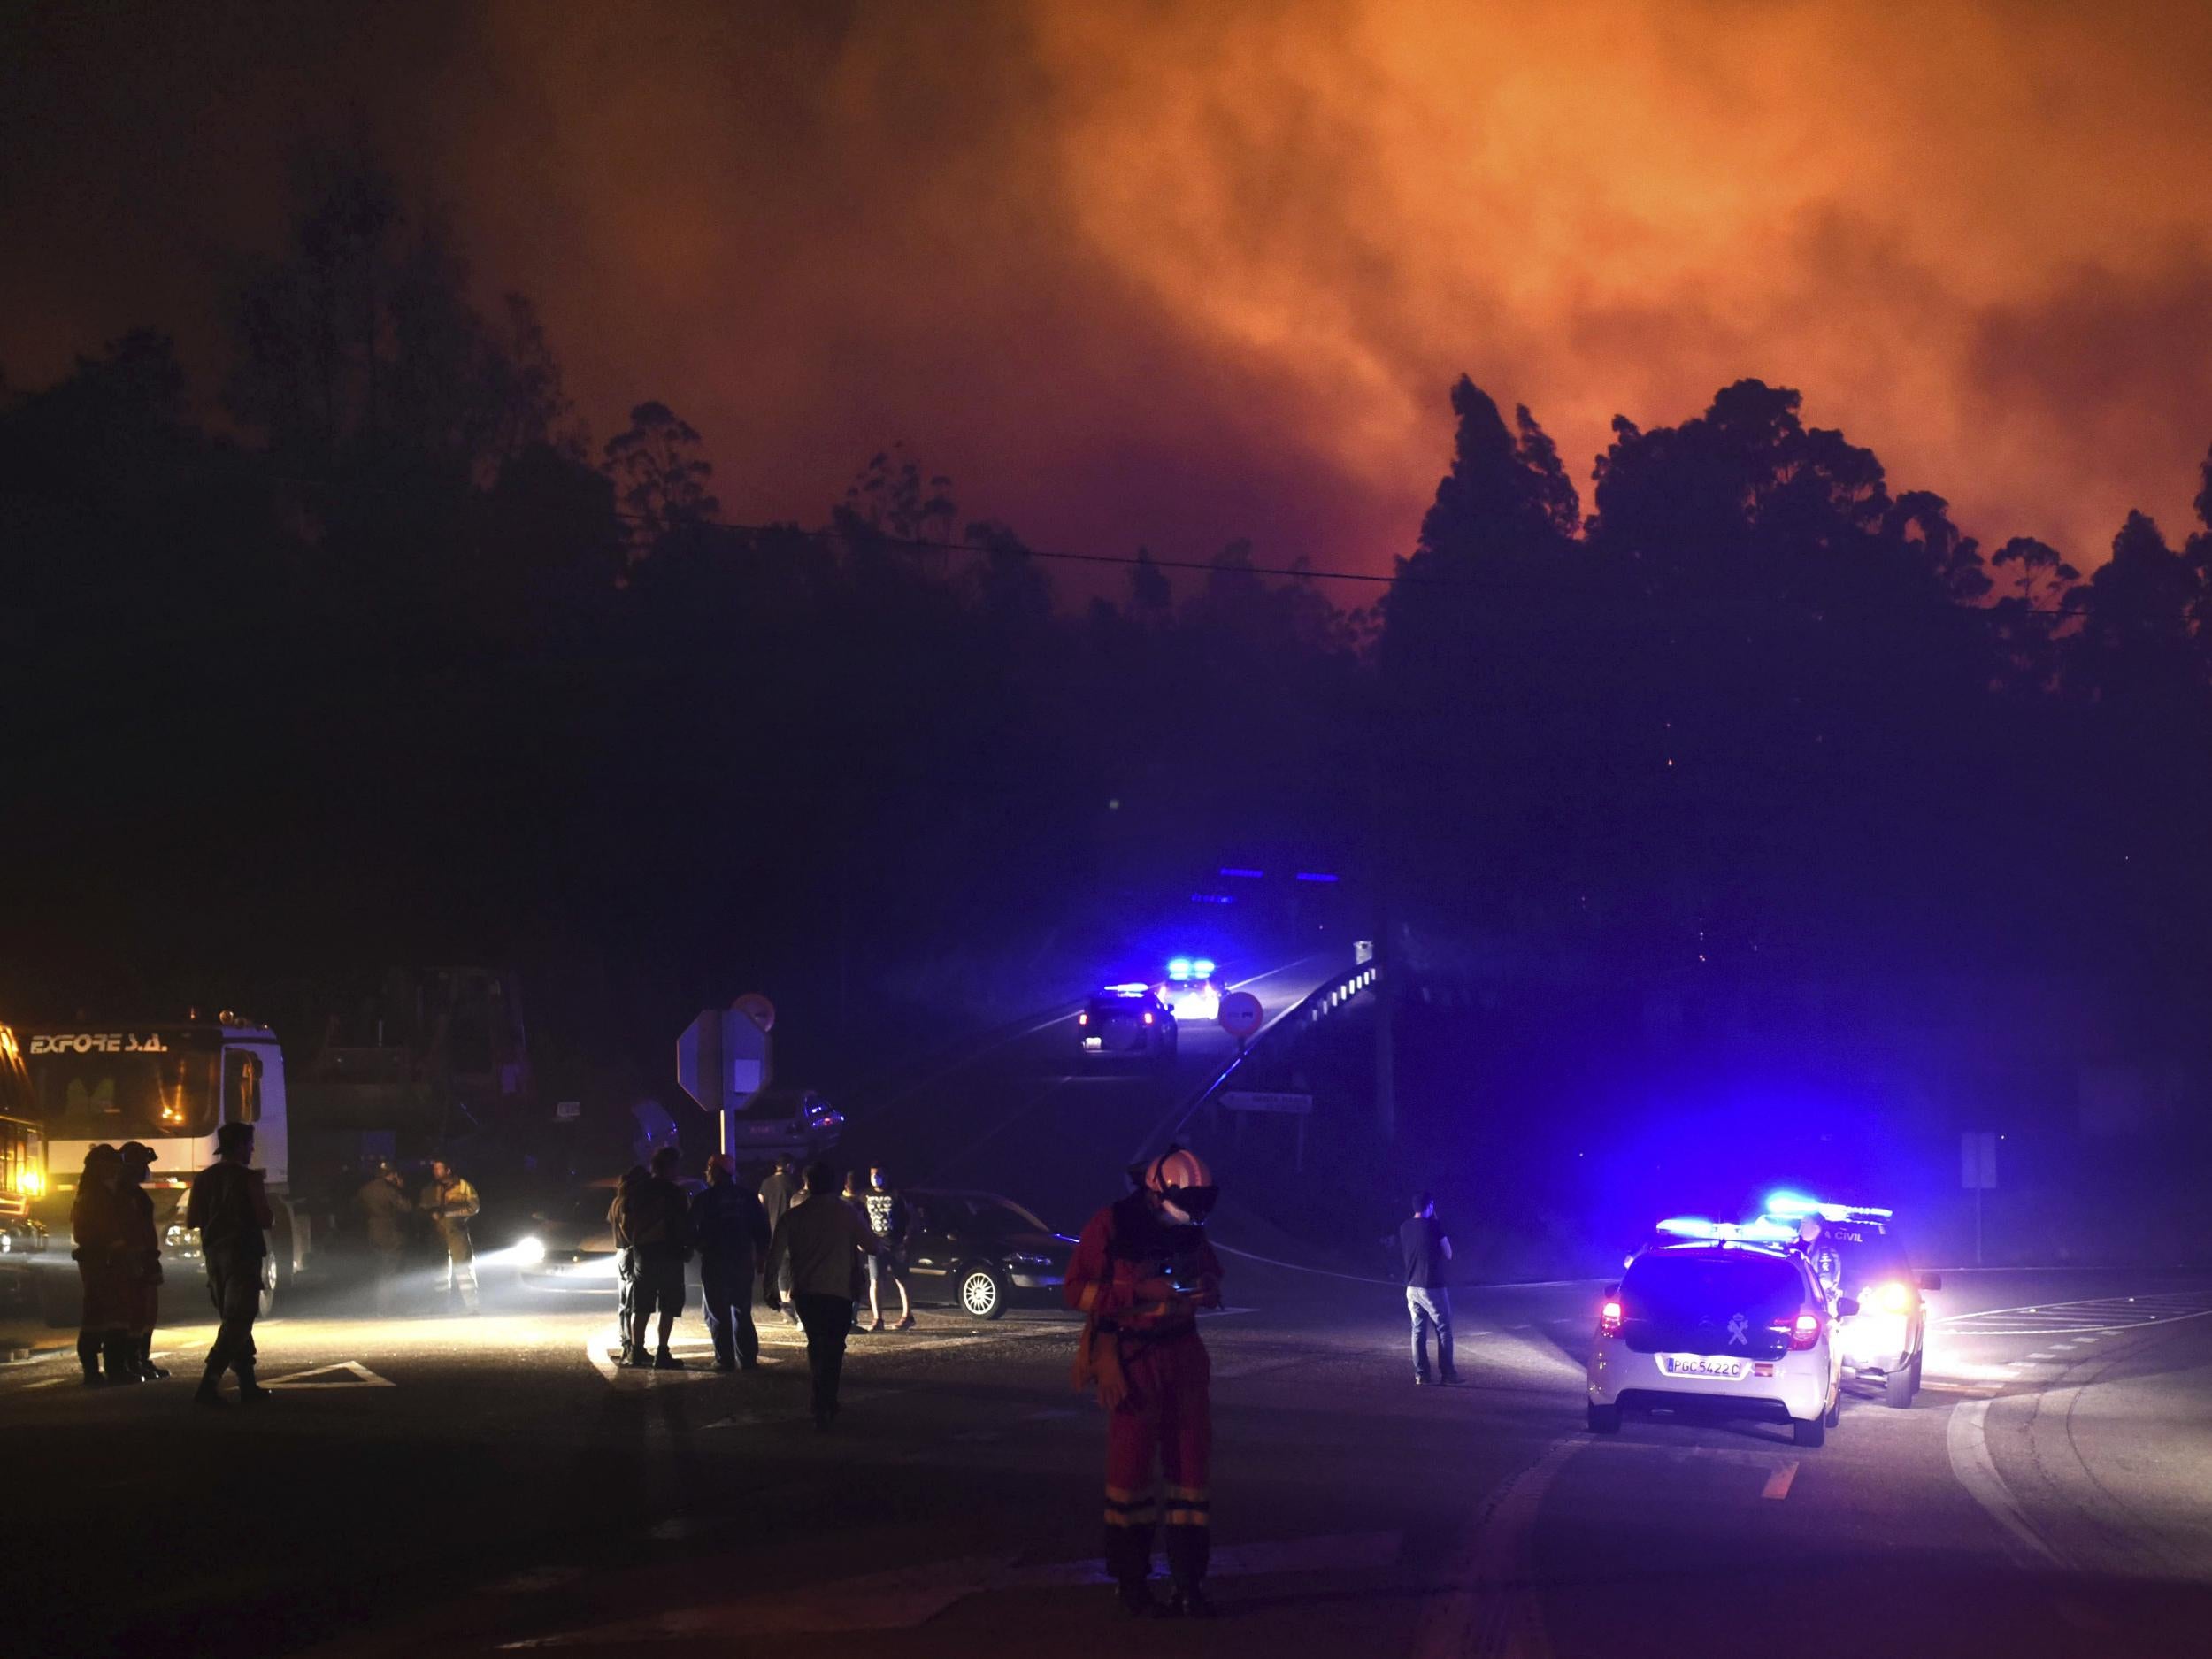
left=9, top=954, right=2210, bottom=1657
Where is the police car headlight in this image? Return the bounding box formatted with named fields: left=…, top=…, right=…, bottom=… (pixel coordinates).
left=513, top=1235, right=546, bottom=1266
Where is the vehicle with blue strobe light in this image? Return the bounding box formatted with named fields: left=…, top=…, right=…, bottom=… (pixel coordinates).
left=1588, top=1217, right=1855, bottom=1448
left=1078, top=984, right=1178, bottom=1064
left=1156, top=957, right=1222, bottom=1023
left=1761, top=1192, right=1939, bottom=1409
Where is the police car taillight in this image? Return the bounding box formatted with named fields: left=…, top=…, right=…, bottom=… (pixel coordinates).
left=1142, top=1011, right=1154, bottom=1025
left=1078, top=1011, right=1087, bottom=1025
left=1773, top=1310, right=1823, bottom=1351
left=1600, top=1294, right=1623, bottom=1336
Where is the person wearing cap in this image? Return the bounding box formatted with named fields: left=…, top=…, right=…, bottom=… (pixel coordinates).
left=185, top=1122, right=274, bottom=1408
left=689, top=1153, right=772, bottom=1371
left=354, top=1160, right=415, bottom=1315
left=70, top=1144, right=133, bottom=1386
left=757, top=1156, right=803, bottom=1327
left=1065, top=1145, right=1225, bottom=1618
left=419, top=1158, right=481, bottom=1314
left=116, top=1142, right=168, bottom=1380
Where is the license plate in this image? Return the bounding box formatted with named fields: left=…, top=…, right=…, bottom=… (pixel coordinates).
left=1661, top=1354, right=1747, bottom=1379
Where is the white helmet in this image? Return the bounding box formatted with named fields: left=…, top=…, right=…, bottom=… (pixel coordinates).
left=1144, top=1145, right=1217, bottom=1225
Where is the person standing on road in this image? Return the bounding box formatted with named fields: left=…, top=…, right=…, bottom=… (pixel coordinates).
left=69, top=1144, right=132, bottom=1387
left=613, top=1146, right=694, bottom=1369
left=116, top=1141, right=168, bottom=1380
left=1401, top=1193, right=1459, bottom=1387
left=611, top=1164, right=649, bottom=1364
left=862, top=1164, right=915, bottom=1333
left=185, top=1122, right=273, bottom=1409
left=690, top=1154, right=771, bottom=1371
left=762, top=1162, right=883, bottom=1430
left=1065, top=1146, right=1224, bottom=1620
left=758, top=1155, right=802, bottom=1326
left=354, top=1162, right=414, bottom=1316
left=419, top=1159, right=481, bottom=1314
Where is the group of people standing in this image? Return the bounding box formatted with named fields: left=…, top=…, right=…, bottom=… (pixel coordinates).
left=605, top=1151, right=916, bottom=1430
left=351, top=1157, right=481, bottom=1313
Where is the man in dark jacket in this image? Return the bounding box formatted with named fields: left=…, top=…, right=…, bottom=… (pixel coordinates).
left=1401, top=1192, right=1458, bottom=1386
left=70, top=1144, right=131, bottom=1386
left=355, top=1162, right=414, bottom=1315
left=612, top=1146, right=693, bottom=1369
left=610, top=1164, right=649, bottom=1364
left=117, top=1141, right=167, bottom=1379
left=690, top=1154, right=771, bottom=1371
left=757, top=1156, right=801, bottom=1326
left=186, top=1122, right=273, bottom=1408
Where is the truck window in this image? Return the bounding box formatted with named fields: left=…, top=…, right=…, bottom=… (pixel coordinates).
left=223, top=1051, right=262, bottom=1125
left=29, top=1045, right=222, bottom=1141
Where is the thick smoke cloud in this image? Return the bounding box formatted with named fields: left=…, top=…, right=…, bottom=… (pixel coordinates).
left=4, top=0, right=2209, bottom=567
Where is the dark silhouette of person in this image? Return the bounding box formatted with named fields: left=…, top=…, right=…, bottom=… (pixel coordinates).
left=69, top=1144, right=131, bottom=1386
left=690, top=1153, right=771, bottom=1371
left=762, top=1162, right=881, bottom=1430
left=185, top=1122, right=273, bottom=1408
left=117, top=1141, right=167, bottom=1379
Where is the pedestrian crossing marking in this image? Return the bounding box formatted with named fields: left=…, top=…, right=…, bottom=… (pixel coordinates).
left=265, top=1361, right=395, bottom=1388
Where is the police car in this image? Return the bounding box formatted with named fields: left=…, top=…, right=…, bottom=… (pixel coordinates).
left=1156, top=958, right=1222, bottom=1023
left=1762, top=1193, right=1939, bottom=1409
left=1587, top=1217, right=1854, bottom=1447
left=1077, top=984, right=1178, bottom=1064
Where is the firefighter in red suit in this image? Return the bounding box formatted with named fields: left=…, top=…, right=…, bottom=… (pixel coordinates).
left=1065, top=1145, right=1223, bottom=1619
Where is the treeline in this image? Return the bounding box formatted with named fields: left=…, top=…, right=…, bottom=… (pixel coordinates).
left=5, top=150, right=2210, bottom=1078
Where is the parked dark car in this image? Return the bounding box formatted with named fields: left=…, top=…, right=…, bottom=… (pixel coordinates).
left=1078, top=984, right=1178, bottom=1064
left=903, top=1189, right=1075, bottom=1319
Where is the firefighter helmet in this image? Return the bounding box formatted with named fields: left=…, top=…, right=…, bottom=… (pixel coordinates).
left=1144, top=1145, right=1217, bottom=1225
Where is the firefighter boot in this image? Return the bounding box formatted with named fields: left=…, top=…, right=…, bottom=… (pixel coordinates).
left=79, top=1333, right=108, bottom=1387
left=1165, top=1524, right=1213, bottom=1618
left=236, top=1364, right=273, bottom=1407
left=137, top=1336, right=171, bottom=1380
left=195, top=1365, right=230, bottom=1408
left=1104, top=1525, right=1158, bottom=1617
left=103, top=1335, right=145, bottom=1384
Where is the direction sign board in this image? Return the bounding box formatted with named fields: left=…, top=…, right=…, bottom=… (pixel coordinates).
left=1217, top=991, right=1263, bottom=1042
left=1219, top=1090, right=1312, bottom=1115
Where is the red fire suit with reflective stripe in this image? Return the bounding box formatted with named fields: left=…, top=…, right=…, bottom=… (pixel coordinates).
left=1065, top=1190, right=1222, bottom=1591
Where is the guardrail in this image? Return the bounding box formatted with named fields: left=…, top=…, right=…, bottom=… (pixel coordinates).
left=1136, top=957, right=1381, bottom=1159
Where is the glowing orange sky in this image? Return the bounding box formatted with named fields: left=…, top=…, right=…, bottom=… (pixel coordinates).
left=8, top=0, right=2211, bottom=573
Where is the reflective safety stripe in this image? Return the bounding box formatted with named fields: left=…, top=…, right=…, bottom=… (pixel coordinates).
left=1164, top=1485, right=1210, bottom=1504
left=1164, top=1509, right=1210, bottom=1527
left=1104, top=1486, right=1158, bottom=1527
left=1077, top=1282, right=1101, bottom=1311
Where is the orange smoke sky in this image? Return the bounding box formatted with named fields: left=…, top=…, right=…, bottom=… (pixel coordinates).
left=8, top=0, right=2211, bottom=573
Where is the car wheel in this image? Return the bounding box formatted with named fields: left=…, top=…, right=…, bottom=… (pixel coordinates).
left=958, top=1264, right=1008, bottom=1320
left=1586, top=1402, right=1621, bottom=1434
left=1886, top=1354, right=1920, bottom=1409
left=257, top=1251, right=280, bottom=1320
left=1793, top=1414, right=1826, bottom=1448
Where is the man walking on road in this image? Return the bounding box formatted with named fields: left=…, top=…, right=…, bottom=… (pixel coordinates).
left=1402, top=1192, right=1458, bottom=1387
left=186, top=1123, right=273, bottom=1409
left=613, top=1146, right=694, bottom=1369
left=758, top=1155, right=802, bottom=1326
left=419, top=1159, right=480, bottom=1314
left=691, top=1154, right=771, bottom=1371
left=763, top=1162, right=882, bottom=1430
left=355, top=1161, right=414, bottom=1315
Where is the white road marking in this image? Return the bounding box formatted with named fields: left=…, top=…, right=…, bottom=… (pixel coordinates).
left=1945, top=1398, right=2062, bottom=1569
left=264, top=1361, right=394, bottom=1388
left=1761, top=1461, right=1799, bottom=1500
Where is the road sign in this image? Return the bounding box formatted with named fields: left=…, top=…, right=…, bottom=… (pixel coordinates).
left=1961, top=1131, right=1997, bottom=1190
left=678, top=1003, right=775, bottom=1157
left=1218, top=991, right=1263, bottom=1041
left=1219, top=1090, right=1312, bottom=1115
left=733, top=993, right=776, bottom=1033
left=555, top=1100, right=581, bottom=1121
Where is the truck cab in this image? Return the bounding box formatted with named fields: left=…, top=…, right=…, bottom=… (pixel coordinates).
left=22, top=1015, right=309, bottom=1318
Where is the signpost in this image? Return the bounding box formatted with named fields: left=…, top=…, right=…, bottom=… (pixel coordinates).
left=1961, top=1131, right=1997, bottom=1266
left=677, top=995, right=777, bottom=1158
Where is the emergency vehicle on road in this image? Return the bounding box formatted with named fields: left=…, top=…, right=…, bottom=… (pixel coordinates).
left=1761, top=1193, right=1939, bottom=1409
left=1588, top=1218, right=1854, bottom=1447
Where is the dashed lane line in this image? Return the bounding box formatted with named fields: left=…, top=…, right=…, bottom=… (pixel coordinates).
left=1761, top=1460, right=1800, bottom=1500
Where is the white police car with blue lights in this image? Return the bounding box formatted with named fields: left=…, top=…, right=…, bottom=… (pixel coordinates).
left=1156, top=957, right=1221, bottom=1023
left=1587, top=1217, right=1853, bottom=1447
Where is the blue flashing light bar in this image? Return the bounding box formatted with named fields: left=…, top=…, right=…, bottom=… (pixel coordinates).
left=1219, top=867, right=1265, bottom=879
left=1294, top=872, right=1340, bottom=883
left=1190, top=893, right=1235, bottom=905
left=1193, top=958, right=1216, bottom=977
left=1168, top=957, right=1193, bottom=979
left=1763, top=1190, right=1893, bottom=1224
left=1656, top=1216, right=1799, bottom=1245
left=1104, top=982, right=1150, bottom=996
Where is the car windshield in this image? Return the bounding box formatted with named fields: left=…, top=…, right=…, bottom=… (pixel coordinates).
left=1834, top=1238, right=1918, bottom=1293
